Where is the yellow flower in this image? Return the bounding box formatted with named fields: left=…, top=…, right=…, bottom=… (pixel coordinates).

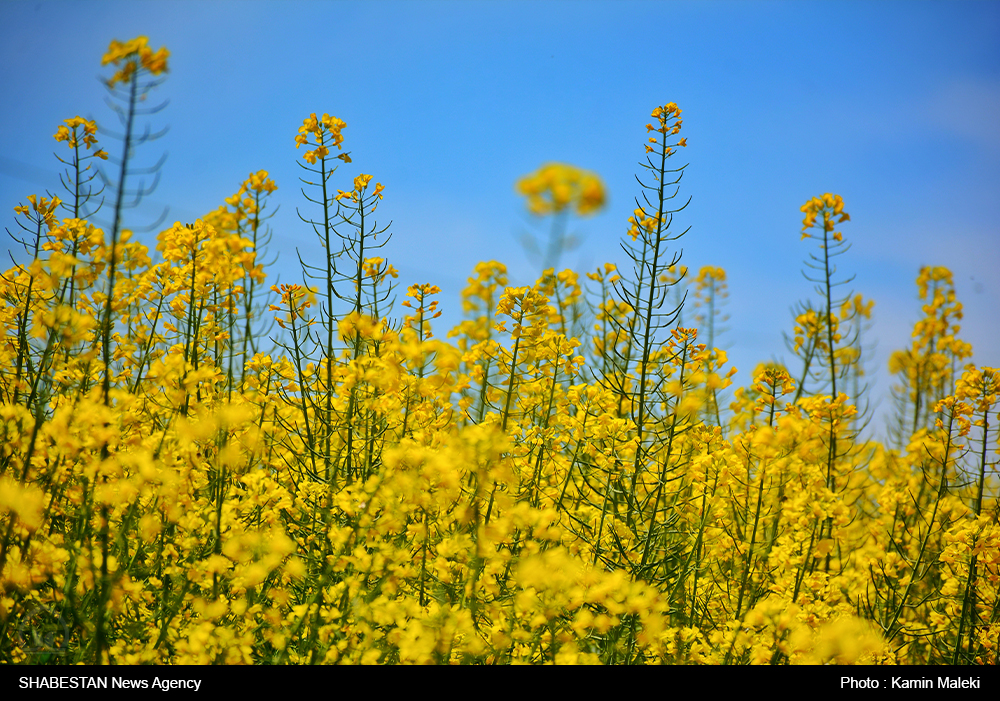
left=800, top=193, right=849, bottom=237
left=516, top=163, right=606, bottom=217
left=246, top=170, right=278, bottom=193
left=295, top=112, right=347, bottom=163
left=15, top=193, right=62, bottom=229
left=102, top=36, right=169, bottom=87
left=55, top=117, right=101, bottom=153
left=354, top=173, right=373, bottom=191
left=645, top=103, right=685, bottom=155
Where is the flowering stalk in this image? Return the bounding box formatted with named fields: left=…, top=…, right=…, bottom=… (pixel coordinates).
left=516, top=163, right=605, bottom=272
left=98, top=36, right=168, bottom=408
left=618, top=103, right=689, bottom=535
left=950, top=366, right=998, bottom=664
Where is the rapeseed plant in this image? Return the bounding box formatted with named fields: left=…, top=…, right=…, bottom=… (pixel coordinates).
left=516, top=163, right=606, bottom=272
left=1, top=37, right=996, bottom=666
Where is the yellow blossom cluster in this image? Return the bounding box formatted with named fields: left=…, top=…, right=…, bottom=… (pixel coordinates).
left=296, top=113, right=351, bottom=165
left=53, top=116, right=108, bottom=161
left=800, top=192, right=850, bottom=240
left=101, top=36, right=169, bottom=87
left=645, top=102, right=686, bottom=154
left=13, top=194, right=62, bottom=230
left=516, top=163, right=605, bottom=217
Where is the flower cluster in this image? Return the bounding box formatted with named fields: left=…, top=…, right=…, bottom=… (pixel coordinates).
left=295, top=112, right=351, bottom=165
left=53, top=116, right=108, bottom=161
left=101, top=36, right=169, bottom=87
left=515, top=163, right=606, bottom=216
left=645, top=102, right=687, bottom=154
left=336, top=173, right=384, bottom=205
left=800, top=192, right=850, bottom=239
left=13, top=194, right=62, bottom=230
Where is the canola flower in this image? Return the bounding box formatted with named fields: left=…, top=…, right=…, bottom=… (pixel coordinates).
left=296, top=113, right=351, bottom=166
left=101, top=36, right=169, bottom=87
left=516, top=163, right=606, bottom=217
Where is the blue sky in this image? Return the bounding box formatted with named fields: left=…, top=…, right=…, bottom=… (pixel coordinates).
left=2, top=0, right=998, bottom=434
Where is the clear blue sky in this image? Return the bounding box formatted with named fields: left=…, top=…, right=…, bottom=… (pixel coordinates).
left=2, top=0, right=998, bottom=433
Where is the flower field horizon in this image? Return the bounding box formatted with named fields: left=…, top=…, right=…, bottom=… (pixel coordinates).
left=0, top=35, right=997, bottom=666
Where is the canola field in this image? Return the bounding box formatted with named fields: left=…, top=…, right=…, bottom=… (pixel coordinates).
left=1, top=37, right=997, bottom=665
